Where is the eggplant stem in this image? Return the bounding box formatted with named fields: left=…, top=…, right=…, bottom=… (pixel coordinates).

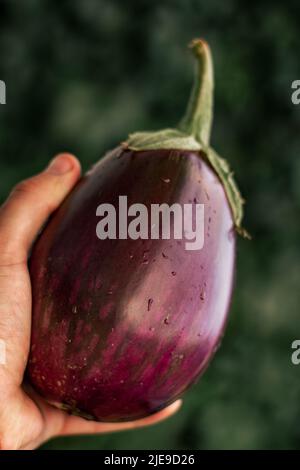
left=178, top=39, right=214, bottom=147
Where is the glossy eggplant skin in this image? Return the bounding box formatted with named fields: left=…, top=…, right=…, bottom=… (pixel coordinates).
left=28, top=148, right=235, bottom=422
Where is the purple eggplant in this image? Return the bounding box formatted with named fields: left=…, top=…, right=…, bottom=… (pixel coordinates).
left=28, top=39, right=246, bottom=422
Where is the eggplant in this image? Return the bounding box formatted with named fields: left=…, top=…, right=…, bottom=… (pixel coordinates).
left=28, top=39, right=246, bottom=422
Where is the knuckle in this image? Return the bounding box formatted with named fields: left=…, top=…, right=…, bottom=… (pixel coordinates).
left=11, top=175, right=58, bottom=214
left=12, top=177, right=40, bottom=197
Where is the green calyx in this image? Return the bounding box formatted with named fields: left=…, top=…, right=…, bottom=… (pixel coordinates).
left=125, top=39, right=248, bottom=236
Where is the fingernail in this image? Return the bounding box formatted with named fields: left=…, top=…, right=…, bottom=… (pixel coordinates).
left=174, top=399, right=182, bottom=408
left=169, top=400, right=182, bottom=413
left=47, top=154, right=74, bottom=175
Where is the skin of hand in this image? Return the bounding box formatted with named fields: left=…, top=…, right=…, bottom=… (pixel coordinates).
left=0, top=153, right=182, bottom=450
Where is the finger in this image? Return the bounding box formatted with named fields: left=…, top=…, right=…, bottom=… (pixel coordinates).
left=16, top=400, right=183, bottom=449
left=0, top=153, right=81, bottom=265
left=59, top=400, right=182, bottom=436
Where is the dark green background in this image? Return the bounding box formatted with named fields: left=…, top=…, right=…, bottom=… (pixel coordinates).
left=1, top=0, right=300, bottom=450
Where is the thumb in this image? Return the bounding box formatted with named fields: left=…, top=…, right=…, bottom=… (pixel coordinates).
left=0, top=153, right=81, bottom=265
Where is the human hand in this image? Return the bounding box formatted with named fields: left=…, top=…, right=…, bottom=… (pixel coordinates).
left=0, top=153, right=181, bottom=450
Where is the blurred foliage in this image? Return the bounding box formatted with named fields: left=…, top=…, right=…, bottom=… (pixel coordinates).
left=1, top=0, right=300, bottom=450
